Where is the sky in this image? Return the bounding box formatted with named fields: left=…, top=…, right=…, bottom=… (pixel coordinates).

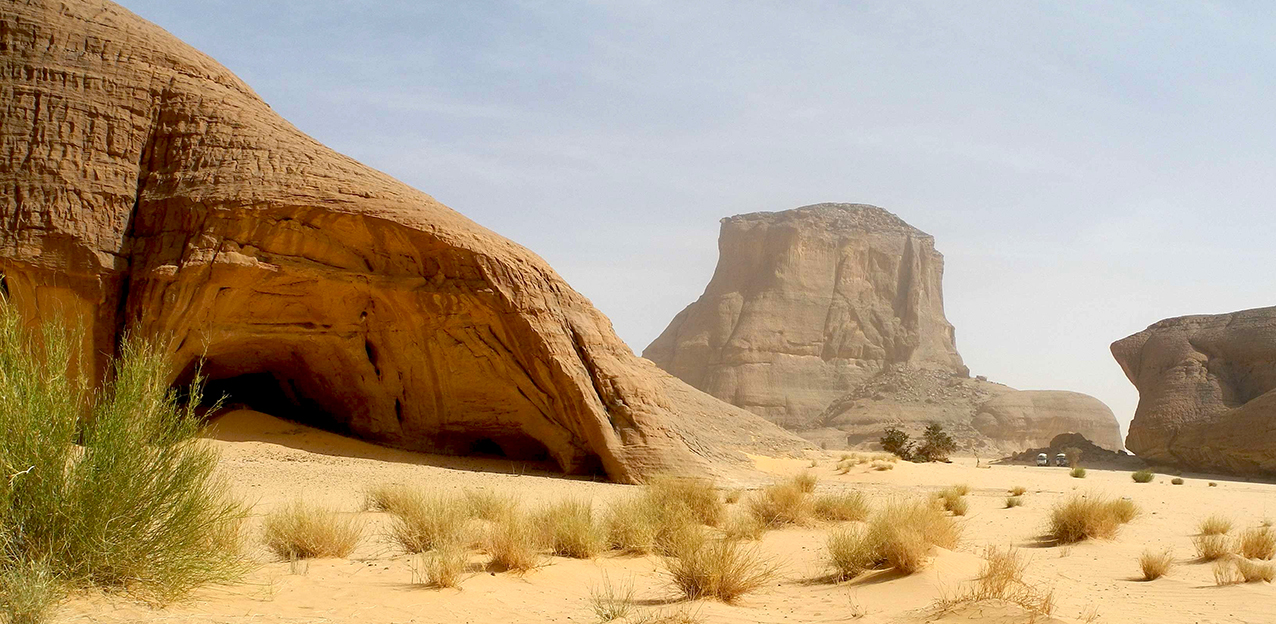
left=117, top=0, right=1276, bottom=443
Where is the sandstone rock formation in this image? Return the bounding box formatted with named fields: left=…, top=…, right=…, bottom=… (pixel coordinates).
left=806, top=365, right=1122, bottom=455
left=0, top=0, right=810, bottom=483
left=1114, top=306, right=1276, bottom=474
left=645, top=203, right=1122, bottom=454
left=644, top=204, right=967, bottom=429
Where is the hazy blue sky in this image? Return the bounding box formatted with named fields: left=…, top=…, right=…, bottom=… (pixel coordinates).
left=118, top=1, right=1276, bottom=443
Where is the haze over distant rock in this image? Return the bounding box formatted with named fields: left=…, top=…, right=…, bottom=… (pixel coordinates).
left=0, top=0, right=810, bottom=483
left=1114, top=306, right=1276, bottom=475
left=646, top=203, right=1122, bottom=454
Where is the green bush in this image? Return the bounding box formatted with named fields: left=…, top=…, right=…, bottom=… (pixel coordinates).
left=1132, top=470, right=1155, bottom=483
left=0, top=302, right=247, bottom=612
left=880, top=427, right=913, bottom=460
left=1070, top=467, right=1086, bottom=479
left=914, top=423, right=957, bottom=462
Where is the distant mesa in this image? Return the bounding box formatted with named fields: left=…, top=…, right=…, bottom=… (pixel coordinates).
left=645, top=203, right=1122, bottom=454
left=1115, top=306, right=1276, bottom=475
left=0, top=0, right=811, bottom=483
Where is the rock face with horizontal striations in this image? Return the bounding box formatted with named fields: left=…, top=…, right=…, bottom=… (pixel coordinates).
left=1114, top=306, right=1276, bottom=475
left=646, top=203, right=1123, bottom=454
left=644, top=204, right=967, bottom=429
left=0, top=0, right=811, bottom=484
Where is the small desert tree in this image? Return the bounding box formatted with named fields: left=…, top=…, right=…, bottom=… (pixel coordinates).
left=880, top=427, right=913, bottom=460
left=915, top=423, right=957, bottom=462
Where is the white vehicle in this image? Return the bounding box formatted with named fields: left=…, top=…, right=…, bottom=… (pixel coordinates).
left=1036, top=453, right=1049, bottom=466
left=1056, top=453, right=1068, bottom=467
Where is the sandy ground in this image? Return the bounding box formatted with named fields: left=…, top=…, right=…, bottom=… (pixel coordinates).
left=58, top=410, right=1276, bottom=624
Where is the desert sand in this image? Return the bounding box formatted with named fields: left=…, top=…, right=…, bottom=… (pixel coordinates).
left=53, top=409, right=1276, bottom=624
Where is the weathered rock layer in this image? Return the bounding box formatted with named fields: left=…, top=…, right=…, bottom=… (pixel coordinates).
left=0, top=0, right=810, bottom=483
left=646, top=204, right=1122, bottom=454
left=644, top=204, right=967, bottom=429
left=1114, top=306, right=1276, bottom=474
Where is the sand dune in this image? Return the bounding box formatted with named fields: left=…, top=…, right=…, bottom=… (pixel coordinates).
left=59, top=410, right=1276, bottom=623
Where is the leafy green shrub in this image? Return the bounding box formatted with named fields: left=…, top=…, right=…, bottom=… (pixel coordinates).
left=1132, top=470, right=1155, bottom=483
left=0, top=303, right=247, bottom=609
left=914, top=423, right=957, bottom=462
left=880, top=427, right=913, bottom=460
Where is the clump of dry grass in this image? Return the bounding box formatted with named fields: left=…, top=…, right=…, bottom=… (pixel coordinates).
left=1171, top=477, right=1185, bottom=485
left=1213, top=556, right=1274, bottom=585
left=827, top=525, right=881, bottom=581
left=1235, top=557, right=1275, bottom=583
left=647, top=476, right=726, bottom=527
left=464, top=488, right=520, bottom=521
left=1138, top=549, right=1173, bottom=580
left=1046, top=495, right=1138, bottom=543
left=384, top=490, right=471, bottom=554
left=1131, top=469, right=1155, bottom=483
left=1009, top=486, right=1027, bottom=496
left=871, top=461, right=894, bottom=471
left=813, top=492, right=870, bottom=522
left=663, top=537, right=778, bottom=603
left=604, top=494, right=662, bottom=554
left=1005, top=496, right=1023, bottom=509
left=1070, top=467, right=1087, bottom=479
left=869, top=499, right=961, bottom=574
left=937, top=486, right=968, bottom=516
left=589, top=573, right=636, bottom=622
left=933, top=547, right=1053, bottom=618
left=724, top=489, right=743, bottom=504
left=364, top=483, right=417, bottom=514
left=1199, top=515, right=1233, bottom=536
left=1193, top=534, right=1232, bottom=562
left=486, top=509, right=544, bottom=573
left=722, top=511, right=768, bottom=541
left=746, top=481, right=813, bottom=527
left=261, top=501, right=365, bottom=560
left=1237, top=526, right=1276, bottom=560
left=536, top=498, right=604, bottom=559
left=793, top=472, right=818, bottom=494
left=411, top=537, right=470, bottom=588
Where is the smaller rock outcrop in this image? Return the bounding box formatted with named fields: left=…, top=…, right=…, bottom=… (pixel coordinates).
left=1114, top=306, right=1276, bottom=475
left=1002, top=433, right=1143, bottom=470
left=807, top=364, right=1122, bottom=455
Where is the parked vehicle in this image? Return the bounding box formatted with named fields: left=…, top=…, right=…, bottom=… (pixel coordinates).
left=1055, top=453, right=1068, bottom=467
left=1036, top=453, right=1049, bottom=466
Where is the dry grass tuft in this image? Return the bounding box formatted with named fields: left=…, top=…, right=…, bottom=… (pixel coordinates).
left=1138, top=549, right=1173, bottom=581
left=364, top=483, right=417, bottom=514
left=724, top=489, right=743, bottom=505
left=411, top=537, right=469, bottom=588
left=1199, top=515, right=1233, bottom=536
left=1171, top=477, right=1185, bottom=485
left=746, top=481, right=813, bottom=527
left=1234, top=557, right=1275, bottom=583
left=604, top=494, right=661, bottom=554
left=937, top=486, right=968, bottom=516
left=827, top=525, right=881, bottom=581
left=1070, top=467, right=1087, bottom=479
left=1193, top=534, right=1232, bottom=562
left=0, top=560, right=64, bottom=624
left=647, top=476, right=726, bottom=527
left=1047, top=495, right=1138, bottom=543
left=1237, top=526, right=1276, bottom=560
left=1131, top=469, right=1155, bottom=483
left=1005, top=496, right=1023, bottom=509
left=793, top=472, right=818, bottom=494
left=933, top=546, right=1053, bottom=618
left=486, top=510, right=544, bottom=573
left=385, top=490, right=471, bottom=554
left=722, top=511, right=768, bottom=541
left=536, top=498, right=604, bottom=559
left=869, top=499, right=961, bottom=574
left=464, top=489, right=520, bottom=521
left=1009, top=486, right=1027, bottom=497
left=813, top=492, right=870, bottom=522
left=589, top=573, right=636, bottom=622
left=663, top=537, right=778, bottom=603
left=871, top=461, right=894, bottom=471
left=262, top=501, right=365, bottom=560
